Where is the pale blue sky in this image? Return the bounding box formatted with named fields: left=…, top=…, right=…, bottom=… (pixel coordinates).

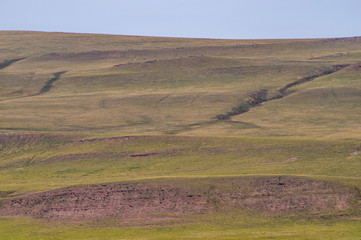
left=1, top=0, right=360, bottom=39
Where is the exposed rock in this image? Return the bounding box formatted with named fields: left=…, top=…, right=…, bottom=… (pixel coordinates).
left=0, top=176, right=358, bottom=221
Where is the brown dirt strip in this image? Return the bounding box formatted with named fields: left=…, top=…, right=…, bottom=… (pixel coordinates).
left=0, top=176, right=358, bottom=221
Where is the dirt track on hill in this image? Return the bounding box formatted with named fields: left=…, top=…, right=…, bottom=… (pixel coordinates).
left=0, top=176, right=358, bottom=221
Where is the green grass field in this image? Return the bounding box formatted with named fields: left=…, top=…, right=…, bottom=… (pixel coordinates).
left=0, top=31, right=360, bottom=239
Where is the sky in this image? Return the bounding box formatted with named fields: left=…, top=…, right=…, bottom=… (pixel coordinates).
left=1, top=0, right=361, bottom=39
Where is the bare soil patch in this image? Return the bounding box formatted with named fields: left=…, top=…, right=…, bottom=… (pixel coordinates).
left=0, top=182, right=208, bottom=220
left=0, top=176, right=358, bottom=221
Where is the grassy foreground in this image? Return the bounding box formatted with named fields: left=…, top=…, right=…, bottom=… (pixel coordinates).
left=0, top=31, right=361, bottom=239
left=0, top=135, right=360, bottom=193
left=1, top=215, right=361, bottom=240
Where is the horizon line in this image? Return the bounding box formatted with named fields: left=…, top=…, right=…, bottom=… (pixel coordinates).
left=1, top=29, right=360, bottom=41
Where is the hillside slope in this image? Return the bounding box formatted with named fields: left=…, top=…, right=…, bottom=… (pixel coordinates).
left=0, top=32, right=360, bottom=239
left=0, top=31, right=360, bottom=139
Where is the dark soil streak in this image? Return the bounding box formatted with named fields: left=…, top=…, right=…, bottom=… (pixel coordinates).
left=32, top=71, right=67, bottom=96
left=215, top=89, right=268, bottom=120
left=74, top=136, right=134, bottom=143
left=216, top=65, right=349, bottom=120
left=130, top=149, right=183, bottom=157
left=0, top=71, right=66, bottom=102
left=0, top=58, right=25, bottom=70
left=156, top=95, right=171, bottom=107
left=278, top=65, right=348, bottom=96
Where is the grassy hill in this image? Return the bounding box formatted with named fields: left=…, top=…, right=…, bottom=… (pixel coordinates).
left=0, top=31, right=360, bottom=239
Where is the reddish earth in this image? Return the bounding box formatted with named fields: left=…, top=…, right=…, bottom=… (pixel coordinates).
left=0, top=176, right=359, bottom=221
left=0, top=182, right=207, bottom=220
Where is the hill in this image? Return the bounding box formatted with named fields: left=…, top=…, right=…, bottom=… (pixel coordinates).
left=0, top=31, right=360, bottom=239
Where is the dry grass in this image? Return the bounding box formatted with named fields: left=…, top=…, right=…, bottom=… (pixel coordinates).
left=1, top=31, right=361, bottom=239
